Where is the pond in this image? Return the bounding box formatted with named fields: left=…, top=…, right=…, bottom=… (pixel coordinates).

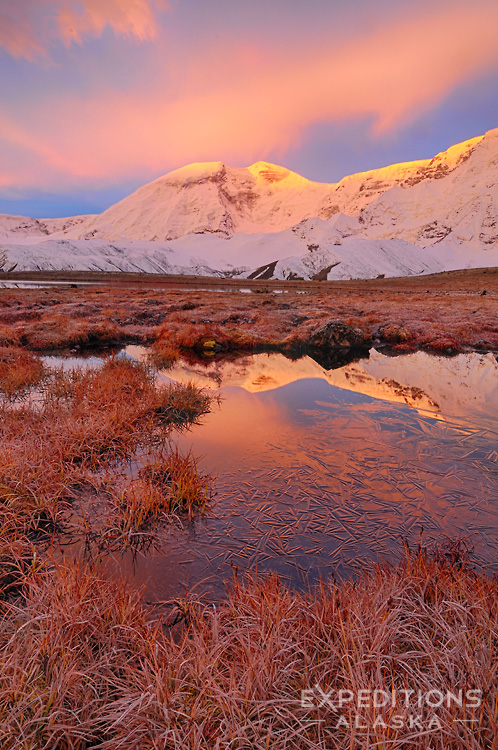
left=54, top=346, right=498, bottom=604
left=0, top=280, right=105, bottom=289
left=0, top=278, right=307, bottom=293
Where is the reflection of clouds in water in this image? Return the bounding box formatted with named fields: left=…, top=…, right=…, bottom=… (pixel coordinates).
left=53, top=348, right=498, bottom=603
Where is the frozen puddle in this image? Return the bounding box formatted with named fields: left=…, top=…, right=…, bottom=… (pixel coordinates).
left=0, top=280, right=105, bottom=289
left=57, top=348, right=498, bottom=602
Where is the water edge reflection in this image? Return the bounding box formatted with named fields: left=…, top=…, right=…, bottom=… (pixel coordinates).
left=52, top=348, right=498, bottom=603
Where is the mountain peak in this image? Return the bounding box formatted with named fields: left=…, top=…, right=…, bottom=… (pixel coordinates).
left=248, top=161, right=292, bottom=182
left=1, top=127, right=497, bottom=280
left=425, top=133, right=484, bottom=171
left=8, top=128, right=494, bottom=251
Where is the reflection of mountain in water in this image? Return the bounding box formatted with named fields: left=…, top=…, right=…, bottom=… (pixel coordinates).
left=126, top=346, right=498, bottom=429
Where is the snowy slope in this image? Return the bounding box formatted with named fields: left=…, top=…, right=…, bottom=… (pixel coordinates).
left=251, top=236, right=444, bottom=281
left=0, top=214, right=94, bottom=240
left=257, top=215, right=444, bottom=280
left=0, top=238, right=231, bottom=276
left=61, top=162, right=334, bottom=241
left=0, top=225, right=443, bottom=279
left=55, top=133, right=488, bottom=242
left=0, top=128, right=496, bottom=279
left=243, top=128, right=498, bottom=279
left=360, top=129, right=498, bottom=248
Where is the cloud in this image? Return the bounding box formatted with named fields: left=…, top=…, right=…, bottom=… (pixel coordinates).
left=0, top=0, right=168, bottom=59
left=1, top=0, right=497, bottom=191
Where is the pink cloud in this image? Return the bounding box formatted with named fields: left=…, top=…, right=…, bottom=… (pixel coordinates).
left=0, top=0, right=168, bottom=59
left=1, top=0, right=498, bottom=190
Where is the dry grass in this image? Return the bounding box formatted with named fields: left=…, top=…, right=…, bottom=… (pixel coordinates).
left=0, top=546, right=497, bottom=748
left=0, top=514, right=39, bottom=601
left=138, top=449, right=212, bottom=518
left=108, top=449, right=212, bottom=542
left=149, top=336, right=180, bottom=368
left=0, top=347, right=495, bottom=746
left=0, top=274, right=497, bottom=746
left=0, top=269, right=497, bottom=356
left=0, top=356, right=213, bottom=549
left=0, top=561, right=154, bottom=749
left=154, top=322, right=267, bottom=355
left=0, top=345, right=46, bottom=396
left=153, top=380, right=213, bottom=427
left=18, top=314, right=124, bottom=351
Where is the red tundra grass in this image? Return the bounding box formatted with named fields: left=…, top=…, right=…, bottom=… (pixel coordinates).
left=109, top=448, right=212, bottom=542
left=0, top=272, right=497, bottom=747
left=137, top=448, right=212, bottom=519
left=0, top=514, right=38, bottom=600
left=149, top=336, right=180, bottom=368
left=0, top=546, right=496, bottom=748
left=0, top=345, right=46, bottom=396
left=0, top=268, right=497, bottom=355
left=0, top=357, right=213, bottom=540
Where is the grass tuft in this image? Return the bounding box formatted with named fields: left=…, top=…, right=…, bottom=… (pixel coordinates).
left=0, top=345, right=46, bottom=396
left=139, top=448, right=212, bottom=518
left=150, top=336, right=181, bottom=368
left=108, top=448, right=212, bottom=541
left=0, top=357, right=213, bottom=550
left=1, top=547, right=498, bottom=747
left=153, top=380, right=213, bottom=427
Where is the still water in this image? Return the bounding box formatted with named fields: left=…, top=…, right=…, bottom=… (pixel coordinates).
left=57, top=348, right=498, bottom=602
left=0, top=279, right=306, bottom=293
left=0, top=280, right=105, bottom=289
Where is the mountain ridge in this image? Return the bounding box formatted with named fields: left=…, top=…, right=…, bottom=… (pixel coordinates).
left=0, top=128, right=496, bottom=280
left=56, top=131, right=491, bottom=242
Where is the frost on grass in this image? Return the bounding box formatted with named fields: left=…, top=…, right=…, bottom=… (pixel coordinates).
left=0, top=271, right=497, bottom=356
left=0, top=546, right=497, bottom=749
left=0, top=345, right=46, bottom=397
left=0, top=356, right=213, bottom=548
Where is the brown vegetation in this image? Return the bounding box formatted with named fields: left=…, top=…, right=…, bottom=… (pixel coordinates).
left=108, top=449, right=212, bottom=543
left=0, top=545, right=496, bottom=748
left=0, top=354, right=213, bottom=549
left=0, top=271, right=497, bottom=747
left=0, top=268, right=497, bottom=356
left=0, top=345, right=46, bottom=396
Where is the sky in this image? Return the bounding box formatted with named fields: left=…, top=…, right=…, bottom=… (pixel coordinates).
left=0, top=0, right=497, bottom=217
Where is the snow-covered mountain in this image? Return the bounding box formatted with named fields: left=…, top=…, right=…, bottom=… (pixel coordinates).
left=0, top=214, right=94, bottom=241
left=0, top=128, right=497, bottom=279
left=65, top=162, right=333, bottom=241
